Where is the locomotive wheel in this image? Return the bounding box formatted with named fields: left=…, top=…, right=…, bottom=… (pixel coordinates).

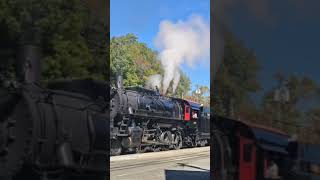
left=203, top=140, right=208, bottom=147
left=151, top=145, right=160, bottom=152
left=123, top=147, right=137, bottom=154
left=110, top=138, right=122, bottom=156
left=159, top=131, right=172, bottom=144
left=195, top=138, right=202, bottom=147
left=200, top=140, right=206, bottom=147
left=137, top=146, right=147, bottom=153
left=185, top=137, right=195, bottom=148
left=172, top=133, right=182, bottom=150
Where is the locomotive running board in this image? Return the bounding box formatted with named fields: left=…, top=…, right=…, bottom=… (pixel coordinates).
left=140, top=141, right=171, bottom=145
left=129, top=113, right=183, bottom=121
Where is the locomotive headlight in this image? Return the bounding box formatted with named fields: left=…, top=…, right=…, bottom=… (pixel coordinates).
left=194, top=122, right=197, bottom=125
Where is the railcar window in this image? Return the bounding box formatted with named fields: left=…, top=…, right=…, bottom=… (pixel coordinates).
left=243, top=144, right=253, bottom=162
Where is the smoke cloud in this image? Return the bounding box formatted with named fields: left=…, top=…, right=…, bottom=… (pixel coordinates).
left=154, top=14, right=210, bottom=94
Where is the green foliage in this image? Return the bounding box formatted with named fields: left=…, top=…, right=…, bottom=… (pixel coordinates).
left=213, top=31, right=260, bottom=117
left=0, top=0, right=108, bottom=81
left=110, top=34, right=192, bottom=98
left=165, top=71, right=191, bottom=98
left=261, top=74, right=320, bottom=133
left=188, top=84, right=210, bottom=106
left=111, top=34, right=147, bottom=86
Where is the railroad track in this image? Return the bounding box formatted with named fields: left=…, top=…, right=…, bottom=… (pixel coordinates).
left=111, top=144, right=210, bottom=157
left=110, top=148, right=210, bottom=171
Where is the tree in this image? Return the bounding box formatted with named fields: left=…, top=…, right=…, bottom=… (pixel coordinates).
left=213, top=31, right=260, bottom=118
left=110, top=34, right=141, bottom=86
left=0, top=0, right=108, bottom=82
left=261, top=74, right=320, bottom=134
left=165, top=71, right=191, bottom=98
left=187, top=85, right=210, bottom=106
left=110, top=34, right=164, bottom=86
left=110, top=34, right=192, bottom=98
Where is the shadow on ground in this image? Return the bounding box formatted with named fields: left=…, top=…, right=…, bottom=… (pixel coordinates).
left=165, top=170, right=210, bottom=180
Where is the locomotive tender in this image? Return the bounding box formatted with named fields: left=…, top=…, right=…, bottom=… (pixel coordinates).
left=110, top=76, right=210, bottom=155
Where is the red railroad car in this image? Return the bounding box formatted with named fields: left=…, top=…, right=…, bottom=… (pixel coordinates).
left=211, top=116, right=291, bottom=180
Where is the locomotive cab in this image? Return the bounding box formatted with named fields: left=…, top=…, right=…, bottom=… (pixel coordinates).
left=185, top=100, right=202, bottom=128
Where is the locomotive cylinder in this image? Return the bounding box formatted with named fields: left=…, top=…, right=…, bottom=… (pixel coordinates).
left=121, top=126, right=143, bottom=148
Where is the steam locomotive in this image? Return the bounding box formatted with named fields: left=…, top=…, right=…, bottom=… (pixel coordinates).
left=0, top=36, right=210, bottom=179
left=0, top=45, right=108, bottom=180
left=110, top=76, right=210, bottom=155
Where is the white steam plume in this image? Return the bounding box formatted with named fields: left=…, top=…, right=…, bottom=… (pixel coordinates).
left=154, top=14, right=210, bottom=94
left=172, top=71, right=181, bottom=93
left=145, top=74, right=162, bottom=91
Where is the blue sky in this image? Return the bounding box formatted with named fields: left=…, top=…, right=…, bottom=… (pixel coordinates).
left=225, top=0, right=320, bottom=106
left=111, top=0, right=210, bottom=92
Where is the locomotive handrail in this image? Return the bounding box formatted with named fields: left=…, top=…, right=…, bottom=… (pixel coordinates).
left=121, top=112, right=183, bottom=121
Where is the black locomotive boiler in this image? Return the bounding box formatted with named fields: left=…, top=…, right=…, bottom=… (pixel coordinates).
left=0, top=44, right=108, bottom=180
left=110, top=76, right=210, bottom=156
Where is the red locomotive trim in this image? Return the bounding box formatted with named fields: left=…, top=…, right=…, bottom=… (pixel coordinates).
left=184, top=104, right=190, bottom=121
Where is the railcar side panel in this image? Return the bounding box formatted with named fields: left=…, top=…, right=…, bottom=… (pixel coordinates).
left=239, top=136, right=256, bottom=180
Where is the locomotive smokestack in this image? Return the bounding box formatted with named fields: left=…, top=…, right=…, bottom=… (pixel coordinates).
left=16, top=28, right=42, bottom=84
left=116, top=74, right=124, bottom=89
left=17, top=45, right=41, bottom=83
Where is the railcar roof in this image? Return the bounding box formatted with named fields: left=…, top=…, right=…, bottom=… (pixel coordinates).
left=214, top=116, right=290, bottom=154
left=243, top=120, right=289, bottom=137
left=241, top=120, right=290, bottom=154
